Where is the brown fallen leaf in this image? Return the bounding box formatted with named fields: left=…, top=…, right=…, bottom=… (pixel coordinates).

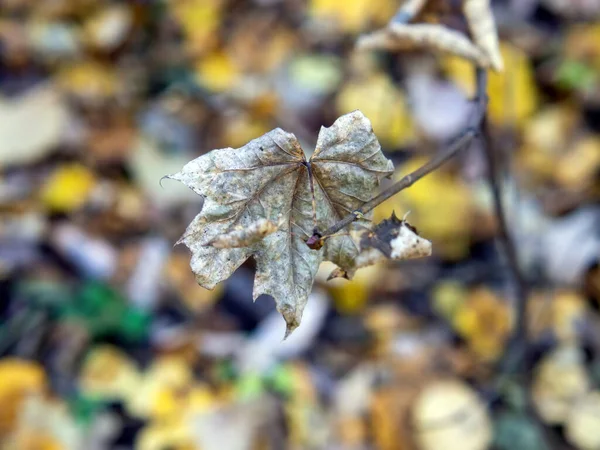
left=167, top=111, right=394, bottom=337
left=358, top=23, right=488, bottom=68
left=328, top=212, right=432, bottom=280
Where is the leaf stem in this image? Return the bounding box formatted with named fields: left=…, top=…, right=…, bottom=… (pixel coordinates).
left=317, top=69, right=488, bottom=239
left=304, top=161, right=319, bottom=234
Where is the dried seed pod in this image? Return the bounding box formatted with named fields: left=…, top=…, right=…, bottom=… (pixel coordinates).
left=357, top=23, right=490, bottom=69
left=207, top=217, right=283, bottom=249
left=462, top=0, right=504, bottom=72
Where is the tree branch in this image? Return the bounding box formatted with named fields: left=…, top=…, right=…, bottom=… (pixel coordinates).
left=316, top=69, right=488, bottom=240
left=476, top=68, right=563, bottom=449
left=479, top=103, right=528, bottom=374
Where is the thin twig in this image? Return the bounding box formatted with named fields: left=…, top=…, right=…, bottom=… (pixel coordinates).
left=476, top=67, right=563, bottom=449
left=479, top=112, right=528, bottom=374
left=318, top=72, right=488, bottom=239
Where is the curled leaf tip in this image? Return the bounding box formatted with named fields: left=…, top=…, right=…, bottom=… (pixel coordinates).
left=158, top=174, right=171, bottom=188
left=336, top=214, right=432, bottom=278
left=283, top=326, right=294, bottom=341
left=280, top=304, right=300, bottom=340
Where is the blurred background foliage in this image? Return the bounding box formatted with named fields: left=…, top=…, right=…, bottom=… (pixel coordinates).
left=0, top=0, right=600, bottom=449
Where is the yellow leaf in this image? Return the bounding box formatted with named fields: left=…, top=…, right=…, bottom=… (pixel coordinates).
left=57, top=61, right=118, bottom=101
left=188, top=383, right=220, bottom=413
left=453, top=288, right=512, bottom=361
left=0, top=359, right=47, bottom=436
left=79, top=345, right=141, bottom=402
left=336, top=72, right=415, bottom=149
left=173, top=0, right=222, bottom=55
left=135, top=418, right=194, bottom=450
left=433, top=281, right=468, bottom=322
left=41, top=164, right=96, bottom=213
left=320, top=262, right=379, bottom=314
left=309, top=0, right=396, bottom=34
left=443, top=42, right=538, bottom=126
left=8, top=395, right=82, bottom=450
left=284, top=363, right=322, bottom=447
left=519, top=104, right=578, bottom=183
left=483, top=42, right=538, bottom=125
left=9, top=434, right=63, bottom=450
left=555, top=136, right=600, bottom=190
left=126, top=356, right=193, bottom=419
left=195, top=50, right=240, bottom=93
left=551, top=290, right=588, bottom=343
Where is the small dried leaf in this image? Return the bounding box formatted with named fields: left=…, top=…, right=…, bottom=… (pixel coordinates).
left=357, top=0, right=504, bottom=72
left=358, top=23, right=490, bottom=68
left=328, top=212, right=432, bottom=280
left=374, top=156, right=475, bottom=260
left=462, top=0, right=503, bottom=72
left=168, top=111, right=393, bottom=337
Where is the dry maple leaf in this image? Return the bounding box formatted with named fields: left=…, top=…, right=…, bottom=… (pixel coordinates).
left=358, top=0, right=503, bottom=72
left=167, top=111, right=394, bottom=337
